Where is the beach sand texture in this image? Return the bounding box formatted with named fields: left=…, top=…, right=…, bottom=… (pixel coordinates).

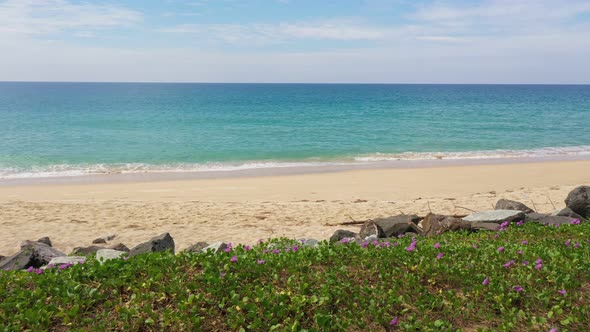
left=1, top=160, right=590, bottom=255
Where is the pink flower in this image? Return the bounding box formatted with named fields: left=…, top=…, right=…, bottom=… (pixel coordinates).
left=550, top=328, right=558, bottom=332
left=292, top=245, right=299, bottom=252
left=434, top=242, right=441, bottom=249
left=390, top=317, right=399, bottom=326
left=513, top=285, right=524, bottom=292
left=558, top=290, right=566, bottom=296
left=258, top=239, right=264, bottom=244
left=574, top=242, right=581, bottom=248
left=59, top=264, right=71, bottom=270
left=535, top=258, right=543, bottom=264
left=26, top=266, right=34, bottom=272
left=521, top=240, right=528, bottom=245
left=436, top=252, right=444, bottom=260
left=494, top=233, right=500, bottom=238
left=472, top=244, right=478, bottom=249
left=535, top=263, right=543, bottom=270
left=34, top=269, right=43, bottom=275
left=341, top=238, right=350, bottom=244
left=522, top=260, right=529, bottom=266
left=565, top=239, right=571, bottom=246
left=497, top=246, right=504, bottom=252
left=482, top=277, right=489, bottom=285
left=257, top=259, right=265, bottom=264
left=516, top=220, right=524, bottom=226
left=503, top=260, right=515, bottom=268
left=570, top=219, right=581, bottom=225
left=361, top=242, right=369, bottom=248
left=517, top=250, right=523, bottom=255
left=220, top=272, right=226, bottom=278
left=244, top=245, right=251, bottom=251
left=272, top=249, right=280, bottom=254
left=230, top=256, right=238, bottom=263
left=224, top=247, right=232, bottom=253
left=406, top=239, right=417, bottom=252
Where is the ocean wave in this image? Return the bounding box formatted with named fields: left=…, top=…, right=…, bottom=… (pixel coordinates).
left=1, top=146, right=590, bottom=179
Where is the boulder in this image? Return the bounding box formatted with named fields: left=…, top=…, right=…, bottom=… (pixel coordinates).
left=96, top=249, right=127, bottom=264
left=552, top=207, right=584, bottom=220
left=110, top=243, right=130, bottom=252
left=92, top=238, right=107, bottom=244
left=70, top=245, right=105, bottom=256
left=525, top=212, right=550, bottom=221
left=129, top=233, right=175, bottom=257
left=46, top=256, right=86, bottom=268
left=329, top=230, right=357, bottom=243
left=373, top=215, right=421, bottom=237
left=184, top=242, right=209, bottom=254
left=471, top=222, right=501, bottom=232
left=530, top=215, right=577, bottom=225
left=495, top=199, right=534, bottom=213
left=422, top=213, right=471, bottom=236
left=462, top=210, right=525, bottom=224
left=565, top=186, right=590, bottom=218
left=0, top=241, right=65, bottom=270
left=358, top=220, right=385, bottom=239
left=36, top=237, right=52, bottom=247
left=201, top=242, right=228, bottom=254
left=301, top=238, right=320, bottom=247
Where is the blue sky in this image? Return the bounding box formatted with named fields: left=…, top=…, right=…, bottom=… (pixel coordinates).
left=1, top=0, right=589, bottom=83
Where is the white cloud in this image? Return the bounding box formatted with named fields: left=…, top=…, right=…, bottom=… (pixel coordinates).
left=0, top=0, right=142, bottom=35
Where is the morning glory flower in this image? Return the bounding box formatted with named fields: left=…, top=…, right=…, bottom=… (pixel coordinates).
left=482, top=277, right=489, bottom=285
left=516, top=220, right=524, bottom=226
left=521, top=240, right=528, bottom=245
left=497, top=246, right=504, bottom=253
left=406, top=239, right=417, bottom=252
left=570, top=219, right=581, bottom=225
left=434, top=242, right=441, bottom=249
left=535, top=263, right=543, bottom=270
left=565, top=239, right=571, bottom=246
left=574, top=242, right=580, bottom=248
left=436, top=252, right=444, bottom=260
left=522, top=260, right=529, bottom=266
left=34, top=269, right=43, bottom=275
left=503, top=260, right=515, bottom=268
left=244, top=245, right=251, bottom=251
left=272, top=249, right=280, bottom=254
left=257, top=259, right=265, bottom=264
left=26, top=266, right=34, bottom=272
left=558, top=290, right=566, bottom=296
left=230, top=256, right=238, bottom=263
left=390, top=317, right=399, bottom=326
left=472, top=244, right=478, bottom=249
left=513, top=285, right=524, bottom=292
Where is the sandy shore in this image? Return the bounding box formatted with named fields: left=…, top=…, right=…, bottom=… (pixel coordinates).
left=1, top=160, right=589, bottom=256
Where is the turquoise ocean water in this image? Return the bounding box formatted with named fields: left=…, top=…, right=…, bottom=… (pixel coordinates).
left=0, top=83, right=589, bottom=179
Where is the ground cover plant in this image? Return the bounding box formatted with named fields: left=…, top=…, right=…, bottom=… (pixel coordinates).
left=1, top=220, right=589, bottom=331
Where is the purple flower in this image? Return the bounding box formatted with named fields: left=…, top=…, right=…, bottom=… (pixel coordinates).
left=574, top=242, right=581, bottom=248
left=522, top=260, right=529, bottom=266
left=472, top=244, right=478, bottom=249
left=285, top=248, right=291, bottom=252
left=292, top=245, right=299, bottom=252
left=406, top=239, right=417, bottom=252
left=516, top=220, right=524, bottom=226
left=230, top=256, right=238, bottom=263
left=517, top=250, right=523, bottom=255
left=263, top=249, right=269, bottom=254
left=390, top=317, right=399, bottom=326
left=513, top=285, right=524, bottom=292
left=220, top=272, right=226, bottom=278
left=361, top=241, right=369, bottom=248
left=340, top=238, right=350, bottom=244
left=550, top=328, right=558, bottom=332
left=372, top=240, right=379, bottom=246
left=300, top=239, right=306, bottom=243
left=535, top=258, right=543, bottom=264
left=257, top=259, right=265, bottom=264
left=258, top=239, right=264, bottom=244
left=59, top=264, right=71, bottom=270
left=535, top=263, right=543, bottom=270
left=570, top=219, right=581, bottom=225
left=434, top=242, right=441, bottom=249
left=26, top=266, right=34, bottom=272
left=224, top=247, right=232, bottom=253
left=497, top=246, right=505, bottom=253
left=554, top=224, right=560, bottom=228
left=500, top=221, right=510, bottom=229
left=521, top=240, right=528, bottom=245
left=380, top=242, right=391, bottom=248
left=482, top=277, right=489, bottom=285
left=244, top=245, right=251, bottom=251
left=503, top=260, right=515, bottom=268
left=565, top=239, right=571, bottom=246
left=34, top=269, right=43, bottom=275
left=558, top=290, right=566, bottom=296
left=494, top=233, right=500, bottom=238
left=436, top=252, right=444, bottom=260
left=397, top=233, right=405, bottom=238
left=393, top=242, right=399, bottom=247
left=272, top=249, right=280, bottom=255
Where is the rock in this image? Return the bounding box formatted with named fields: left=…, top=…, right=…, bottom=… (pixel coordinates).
left=46, top=256, right=86, bottom=268
left=525, top=212, right=550, bottom=221
left=329, top=230, right=357, bottom=243
left=300, top=239, right=320, bottom=247
left=495, top=199, right=534, bottom=213
left=129, top=233, right=175, bottom=257
left=96, top=249, right=127, bottom=263
left=92, top=238, right=107, bottom=244
left=359, top=220, right=385, bottom=239
left=530, top=215, right=577, bottom=225
left=471, top=222, right=501, bottom=231
left=110, top=243, right=130, bottom=252
left=565, top=186, right=590, bottom=218
left=201, top=242, right=228, bottom=254
left=184, top=242, right=209, bottom=254
left=462, top=210, right=525, bottom=224
left=36, top=237, right=52, bottom=247
left=552, top=207, right=584, bottom=220
left=0, top=241, right=65, bottom=270
left=422, top=213, right=471, bottom=236
left=70, top=245, right=105, bottom=256
left=373, top=215, right=421, bottom=237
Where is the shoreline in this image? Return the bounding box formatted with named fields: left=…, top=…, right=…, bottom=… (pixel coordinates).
left=1, top=159, right=590, bottom=255
left=2, top=154, right=590, bottom=187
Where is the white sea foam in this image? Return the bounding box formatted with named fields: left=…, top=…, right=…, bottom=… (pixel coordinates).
left=2, top=146, right=590, bottom=179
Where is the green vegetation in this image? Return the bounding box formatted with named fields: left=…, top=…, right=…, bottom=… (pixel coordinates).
left=1, top=222, right=589, bottom=331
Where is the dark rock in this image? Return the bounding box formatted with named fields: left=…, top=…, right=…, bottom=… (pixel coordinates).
left=495, top=199, right=534, bottom=213
left=553, top=207, right=584, bottom=220
left=373, top=215, right=421, bottom=237
left=531, top=215, right=577, bottom=225
left=565, top=186, right=590, bottom=218
left=525, top=213, right=550, bottom=222
left=92, top=238, right=107, bottom=244
left=0, top=241, right=65, bottom=270
left=358, top=220, right=385, bottom=239
left=70, top=245, right=105, bottom=256
left=471, top=222, right=501, bottom=231
left=129, top=233, right=175, bottom=257
left=110, top=243, right=130, bottom=252
left=329, top=230, right=357, bottom=243
left=36, top=237, right=52, bottom=247
left=184, top=242, right=209, bottom=254
left=422, top=213, right=471, bottom=236
left=463, top=210, right=525, bottom=224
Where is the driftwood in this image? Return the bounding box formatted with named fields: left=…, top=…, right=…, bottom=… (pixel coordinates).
left=324, top=214, right=468, bottom=227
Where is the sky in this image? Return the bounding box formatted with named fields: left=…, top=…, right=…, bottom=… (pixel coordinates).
left=0, top=0, right=589, bottom=83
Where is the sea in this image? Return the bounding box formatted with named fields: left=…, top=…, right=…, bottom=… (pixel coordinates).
left=1, top=82, right=589, bottom=180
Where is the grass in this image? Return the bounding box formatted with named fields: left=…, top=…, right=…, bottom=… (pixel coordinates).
left=1, top=221, right=590, bottom=331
